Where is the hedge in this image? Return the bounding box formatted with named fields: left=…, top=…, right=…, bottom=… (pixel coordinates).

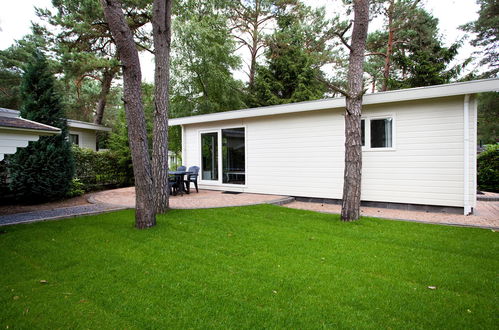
left=72, top=146, right=133, bottom=192
left=477, top=144, right=499, bottom=193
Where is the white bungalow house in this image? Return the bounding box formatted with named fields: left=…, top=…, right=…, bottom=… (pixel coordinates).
left=170, top=78, right=499, bottom=215
left=0, top=108, right=111, bottom=160
left=0, top=108, right=61, bottom=161
left=67, top=119, right=112, bottom=151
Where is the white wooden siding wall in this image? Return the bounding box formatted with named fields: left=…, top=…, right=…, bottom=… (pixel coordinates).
left=68, top=128, right=97, bottom=151
left=182, top=96, right=472, bottom=208
left=362, top=97, right=465, bottom=207
left=0, top=130, right=42, bottom=161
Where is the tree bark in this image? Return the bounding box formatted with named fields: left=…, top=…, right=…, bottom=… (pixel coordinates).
left=100, top=0, right=156, bottom=228
left=381, top=0, right=394, bottom=92
left=341, top=0, right=369, bottom=221
left=248, top=27, right=258, bottom=89
left=152, top=0, right=172, bottom=214
left=94, top=66, right=118, bottom=125
left=247, top=0, right=261, bottom=90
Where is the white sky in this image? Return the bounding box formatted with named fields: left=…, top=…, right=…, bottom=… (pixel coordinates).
left=0, top=0, right=480, bottom=82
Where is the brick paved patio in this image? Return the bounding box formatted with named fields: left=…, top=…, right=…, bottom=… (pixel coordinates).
left=284, top=200, right=499, bottom=229
left=90, top=187, right=290, bottom=209
left=90, top=187, right=498, bottom=230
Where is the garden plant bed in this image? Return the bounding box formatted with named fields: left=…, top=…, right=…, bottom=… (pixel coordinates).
left=0, top=205, right=497, bottom=328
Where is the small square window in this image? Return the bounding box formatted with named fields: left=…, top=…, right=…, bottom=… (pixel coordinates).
left=69, top=134, right=79, bottom=146
left=370, top=118, right=392, bottom=148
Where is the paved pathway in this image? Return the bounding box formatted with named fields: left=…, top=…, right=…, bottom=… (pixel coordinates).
left=0, top=203, right=123, bottom=227
left=90, top=187, right=291, bottom=209
left=0, top=188, right=290, bottom=226
left=2, top=186, right=497, bottom=230
left=284, top=200, right=499, bottom=230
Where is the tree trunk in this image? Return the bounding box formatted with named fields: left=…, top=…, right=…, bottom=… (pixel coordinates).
left=341, top=0, right=369, bottom=221
left=152, top=0, right=172, bottom=214
left=248, top=36, right=258, bottom=89
left=381, top=0, right=394, bottom=92
left=248, top=1, right=260, bottom=90
left=94, top=66, right=118, bottom=125
left=100, top=0, right=156, bottom=228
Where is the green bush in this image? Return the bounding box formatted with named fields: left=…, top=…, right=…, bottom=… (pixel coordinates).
left=477, top=144, right=499, bottom=192
left=72, top=146, right=133, bottom=192
left=66, top=178, right=85, bottom=198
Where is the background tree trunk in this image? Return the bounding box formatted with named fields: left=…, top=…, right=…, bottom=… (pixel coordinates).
left=381, top=0, right=394, bottom=92
left=100, top=0, right=156, bottom=228
left=152, top=0, right=172, bottom=214
left=94, top=66, right=118, bottom=125
left=341, top=0, right=369, bottom=221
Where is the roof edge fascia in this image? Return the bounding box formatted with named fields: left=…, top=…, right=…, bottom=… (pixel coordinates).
left=170, top=78, right=499, bottom=126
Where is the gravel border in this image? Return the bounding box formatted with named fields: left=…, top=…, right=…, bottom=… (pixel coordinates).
left=0, top=203, right=128, bottom=227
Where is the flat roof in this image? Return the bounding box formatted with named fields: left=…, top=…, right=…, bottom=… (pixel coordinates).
left=169, top=78, right=499, bottom=126
left=67, top=119, right=112, bottom=132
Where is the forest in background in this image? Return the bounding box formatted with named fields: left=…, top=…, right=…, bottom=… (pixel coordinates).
left=0, top=0, right=497, bottom=155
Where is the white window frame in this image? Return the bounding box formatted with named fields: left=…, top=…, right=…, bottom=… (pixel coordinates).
left=69, top=133, right=80, bottom=147
left=199, top=129, right=220, bottom=183
left=361, top=114, right=396, bottom=151
left=198, top=125, right=248, bottom=187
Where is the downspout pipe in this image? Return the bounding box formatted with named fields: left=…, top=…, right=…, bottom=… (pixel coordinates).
left=181, top=124, right=186, bottom=165
left=463, top=94, right=471, bottom=215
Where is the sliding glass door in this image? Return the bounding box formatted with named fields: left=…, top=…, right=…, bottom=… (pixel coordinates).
left=222, top=128, right=245, bottom=184
left=201, top=132, right=218, bottom=180
left=200, top=127, right=245, bottom=185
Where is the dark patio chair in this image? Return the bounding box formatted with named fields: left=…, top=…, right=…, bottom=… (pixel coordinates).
left=168, top=166, right=186, bottom=193
left=185, top=166, right=200, bottom=193
left=168, top=179, right=179, bottom=196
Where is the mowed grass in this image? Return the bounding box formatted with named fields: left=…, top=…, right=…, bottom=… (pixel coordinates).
left=0, top=205, right=497, bottom=329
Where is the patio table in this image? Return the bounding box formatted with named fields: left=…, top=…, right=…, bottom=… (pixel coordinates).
left=169, top=171, right=192, bottom=195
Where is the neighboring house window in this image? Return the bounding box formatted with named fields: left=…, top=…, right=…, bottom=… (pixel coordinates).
left=69, top=134, right=79, bottom=146
left=200, top=127, right=246, bottom=185
left=361, top=116, right=394, bottom=149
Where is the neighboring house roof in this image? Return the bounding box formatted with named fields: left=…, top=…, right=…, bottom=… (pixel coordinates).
left=169, top=78, right=499, bottom=126
left=0, top=108, right=61, bottom=134
left=0, top=108, right=111, bottom=133
left=0, top=108, right=62, bottom=161
left=67, top=119, right=112, bottom=132
left=0, top=107, right=20, bottom=118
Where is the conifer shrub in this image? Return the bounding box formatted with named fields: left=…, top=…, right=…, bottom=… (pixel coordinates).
left=7, top=52, right=74, bottom=202
left=477, top=144, right=499, bottom=193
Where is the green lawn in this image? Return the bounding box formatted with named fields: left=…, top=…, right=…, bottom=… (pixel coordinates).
left=0, top=205, right=497, bottom=329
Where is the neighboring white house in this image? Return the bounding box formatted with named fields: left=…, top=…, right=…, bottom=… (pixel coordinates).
left=0, top=108, right=111, bottom=159
left=0, top=108, right=61, bottom=161
left=170, top=78, right=499, bottom=215
left=67, top=119, right=112, bottom=151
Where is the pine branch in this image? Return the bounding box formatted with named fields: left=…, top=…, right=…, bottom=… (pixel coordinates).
left=365, top=52, right=386, bottom=57
left=317, top=75, right=350, bottom=98
left=335, top=21, right=353, bottom=53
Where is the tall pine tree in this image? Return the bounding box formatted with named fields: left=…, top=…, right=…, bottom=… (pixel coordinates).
left=8, top=51, right=74, bottom=202
left=251, top=3, right=331, bottom=106
left=365, top=0, right=459, bottom=91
